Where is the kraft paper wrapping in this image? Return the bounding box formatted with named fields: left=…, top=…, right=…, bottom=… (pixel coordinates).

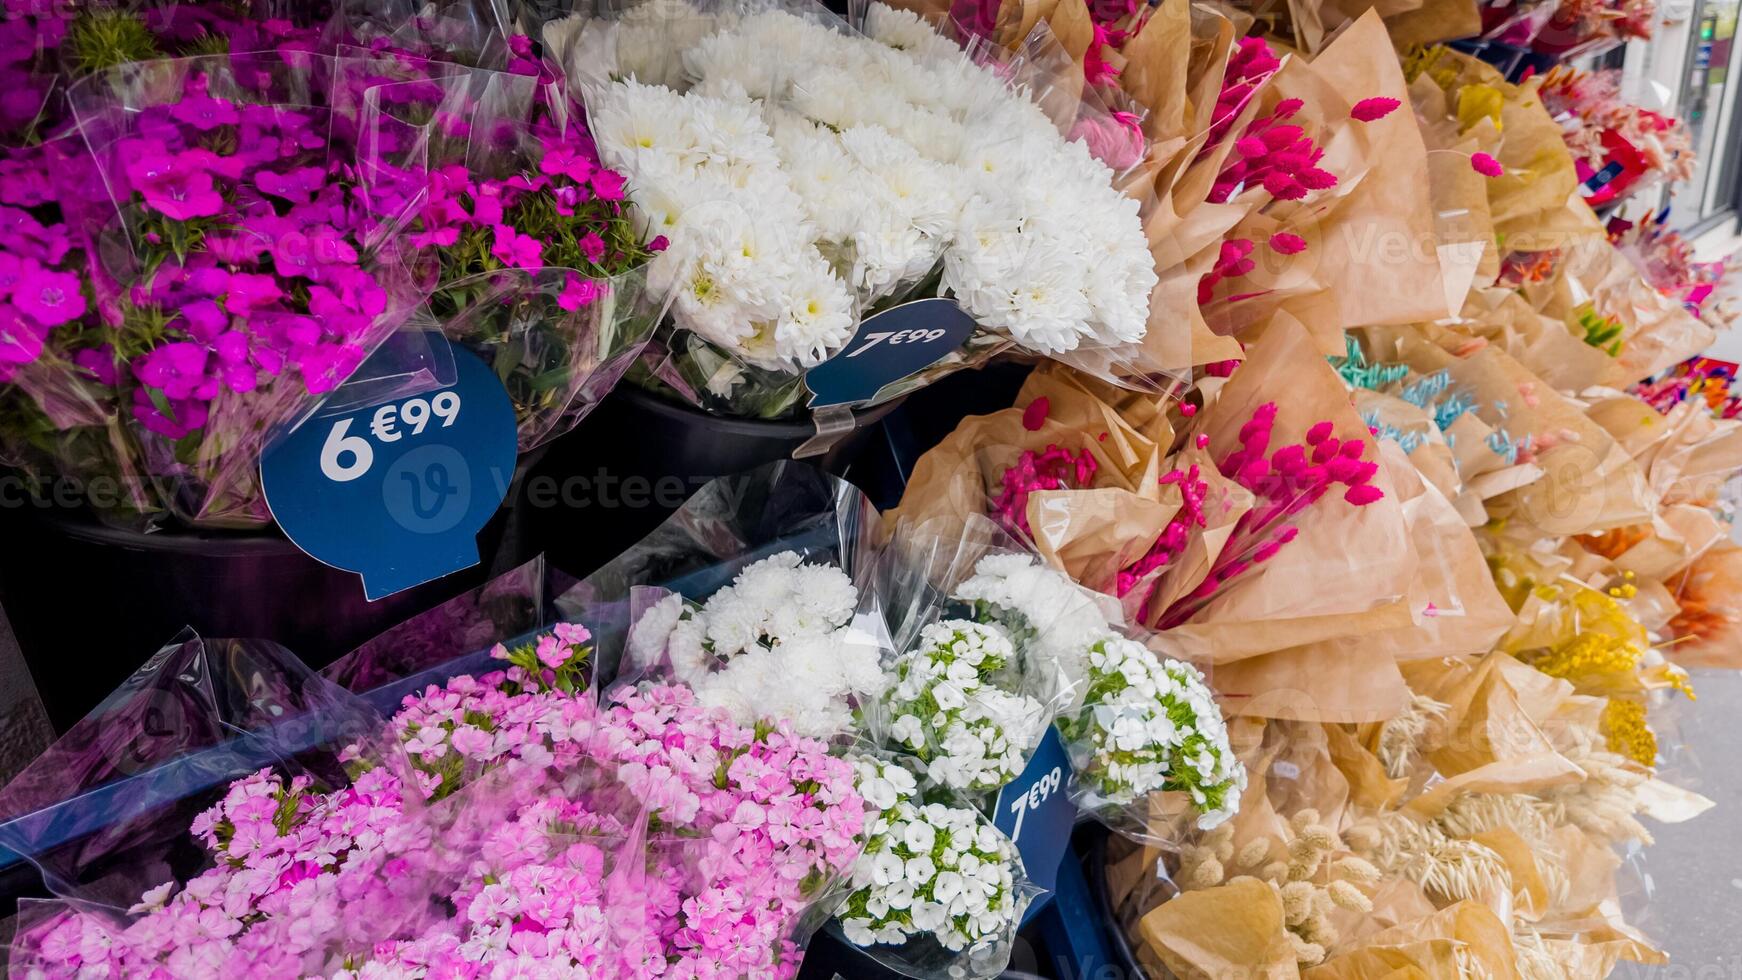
left=1283, top=0, right=1425, bottom=55
left=1407, top=49, right=1602, bottom=251
left=1029, top=487, right=1178, bottom=596
left=1456, top=286, right=1614, bottom=393
left=1138, top=877, right=1301, bottom=980
left=1665, top=543, right=1742, bottom=669
left=1161, top=316, right=1417, bottom=665
left=1205, top=14, right=1448, bottom=344
left=1119, top=0, right=1191, bottom=138
left=886, top=361, right=1179, bottom=543
left=1353, top=390, right=1462, bottom=501
left=1523, top=240, right=1717, bottom=389
left=1305, top=902, right=1519, bottom=980
left=1411, top=346, right=1652, bottom=537
left=1587, top=396, right=1742, bottom=508
left=1383, top=0, right=1482, bottom=49
left=1396, top=654, right=1572, bottom=780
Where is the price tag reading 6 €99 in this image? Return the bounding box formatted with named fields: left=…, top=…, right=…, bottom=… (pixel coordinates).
left=260, top=339, right=519, bottom=601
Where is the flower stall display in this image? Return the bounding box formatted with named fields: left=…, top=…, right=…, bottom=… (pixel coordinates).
left=4, top=2, right=1742, bottom=980
left=545, top=0, right=1166, bottom=419
left=1540, top=66, right=1693, bottom=209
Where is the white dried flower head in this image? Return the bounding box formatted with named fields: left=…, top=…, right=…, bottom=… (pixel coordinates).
left=1327, top=879, right=1372, bottom=913
left=1237, top=838, right=1273, bottom=869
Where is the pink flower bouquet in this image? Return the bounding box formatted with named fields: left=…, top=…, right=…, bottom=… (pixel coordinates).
left=8, top=624, right=868, bottom=978
left=361, top=57, right=666, bottom=450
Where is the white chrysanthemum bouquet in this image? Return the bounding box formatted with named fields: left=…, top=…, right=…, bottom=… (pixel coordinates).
left=549, top=0, right=1159, bottom=417
left=839, top=757, right=1028, bottom=958
left=626, top=550, right=886, bottom=736
left=879, top=620, right=1050, bottom=795
left=954, top=554, right=1246, bottom=831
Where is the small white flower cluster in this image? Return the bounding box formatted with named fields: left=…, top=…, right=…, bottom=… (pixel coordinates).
left=628, top=551, right=885, bottom=736
left=570, top=1, right=1155, bottom=374
left=1061, top=633, right=1246, bottom=829
left=953, top=553, right=1110, bottom=692
left=882, top=620, right=1048, bottom=794
left=841, top=757, right=1023, bottom=953
left=955, top=553, right=1245, bottom=827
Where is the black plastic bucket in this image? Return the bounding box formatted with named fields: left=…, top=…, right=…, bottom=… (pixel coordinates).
left=0, top=463, right=541, bottom=733
left=525, top=384, right=902, bottom=578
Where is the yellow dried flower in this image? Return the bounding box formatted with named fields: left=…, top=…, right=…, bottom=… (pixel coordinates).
left=1599, top=698, right=1657, bottom=767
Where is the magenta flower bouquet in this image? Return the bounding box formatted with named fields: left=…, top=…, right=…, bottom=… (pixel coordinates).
left=7, top=50, right=425, bottom=527
left=361, top=57, right=665, bottom=450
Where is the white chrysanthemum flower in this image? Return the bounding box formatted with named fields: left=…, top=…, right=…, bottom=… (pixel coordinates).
left=583, top=1, right=1156, bottom=382
left=953, top=553, right=1109, bottom=695
left=625, top=552, right=879, bottom=736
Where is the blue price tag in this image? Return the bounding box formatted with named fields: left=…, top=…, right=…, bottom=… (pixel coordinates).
left=260, top=336, right=519, bottom=601
left=806, top=297, right=975, bottom=408
left=1584, top=159, right=1625, bottom=191
left=993, top=727, right=1075, bottom=903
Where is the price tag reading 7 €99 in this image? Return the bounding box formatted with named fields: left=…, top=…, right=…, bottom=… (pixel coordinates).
left=805, top=297, right=976, bottom=409
left=260, top=341, right=519, bottom=601
left=992, top=726, right=1075, bottom=907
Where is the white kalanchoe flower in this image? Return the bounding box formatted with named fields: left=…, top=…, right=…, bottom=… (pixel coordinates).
left=1058, top=632, right=1245, bottom=828
left=628, top=552, right=883, bottom=736
left=840, top=757, right=1023, bottom=953
left=881, top=620, right=1048, bottom=794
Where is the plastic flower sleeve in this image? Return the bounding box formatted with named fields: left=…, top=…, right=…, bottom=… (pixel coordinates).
left=56, top=51, right=423, bottom=527
left=0, top=631, right=448, bottom=974
left=321, top=555, right=550, bottom=693
left=829, top=751, right=1041, bottom=979
left=554, top=458, right=884, bottom=682
left=604, top=541, right=892, bottom=738
left=359, top=62, right=668, bottom=449
left=855, top=515, right=1078, bottom=797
